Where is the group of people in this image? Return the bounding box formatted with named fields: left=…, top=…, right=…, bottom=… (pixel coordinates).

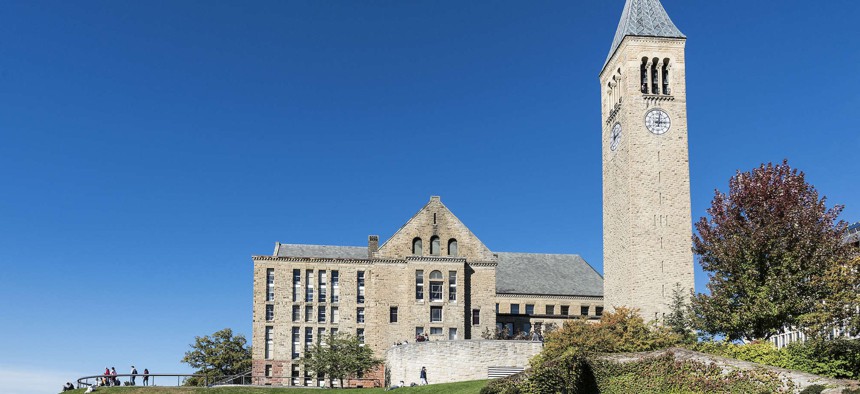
left=99, top=366, right=150, bottom=387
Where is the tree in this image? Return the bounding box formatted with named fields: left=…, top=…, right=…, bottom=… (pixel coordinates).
left=802, top=254, right=860, bottom=338
left=691, top=160, right=852, bottom=341
left=665, top=283, right=695, bottom=343
left=302, top=332, right=381, bottom=388
left=181, top=328, right=252, bottom=386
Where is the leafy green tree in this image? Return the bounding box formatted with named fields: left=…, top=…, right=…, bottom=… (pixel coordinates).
left=302, top=332, right=381, bottom=388
left=691, top=160, right=852, bottom=341
left=802, top=254, right=860, bottom=338
left=181, top=328, right=252, bottom=386
left=665, top=283, right=695, bottom=343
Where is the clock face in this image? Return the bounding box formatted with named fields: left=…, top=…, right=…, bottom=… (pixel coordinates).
left=645, top=109, right=671, bottom=135
left=610, top=123, right=622, bottom=151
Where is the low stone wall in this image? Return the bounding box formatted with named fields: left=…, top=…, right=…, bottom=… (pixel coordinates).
left=597, top=347, right=859, bottom=394
left=385, top=340, right=543, bottom=385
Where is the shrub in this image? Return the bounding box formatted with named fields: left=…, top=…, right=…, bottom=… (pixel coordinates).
left=690, top=338, right=860, bottom=379
left=799, top=385, right=826, bottom=394
left=590, top=351, right=795, bottom=394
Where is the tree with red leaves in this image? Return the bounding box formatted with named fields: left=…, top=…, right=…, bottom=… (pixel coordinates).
left=691, top=160, right=853, bottom=341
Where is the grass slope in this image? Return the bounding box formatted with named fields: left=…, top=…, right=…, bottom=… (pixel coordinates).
left=63, top=380, right=488, bottom=394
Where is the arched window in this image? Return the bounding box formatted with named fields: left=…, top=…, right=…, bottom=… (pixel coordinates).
left=447, top=239, right=458, bottom=256
left=430, top=236, right=440, bottom=255
left=640, top=57, right=649, bottom=93
left=662, top=58, right=671, bottom=95
left=429, top=270, right=443, bottom=301
left=412, top=237, right=423, bottom=255
left=651, top=57, right=659, bottom=94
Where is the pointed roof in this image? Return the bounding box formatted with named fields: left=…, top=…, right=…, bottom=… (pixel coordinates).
left=604, top=0, right=685, bottom=68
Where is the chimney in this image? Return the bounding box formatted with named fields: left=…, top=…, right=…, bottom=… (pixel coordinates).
left=368, top=235, right=379, bottom=259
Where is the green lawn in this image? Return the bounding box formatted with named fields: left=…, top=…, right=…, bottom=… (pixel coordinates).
left=63, top=380, right=488, bottom=394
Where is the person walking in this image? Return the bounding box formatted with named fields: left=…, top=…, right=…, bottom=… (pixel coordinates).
left=130, top=366, right=138, bottom=386
left=103, top=368, right=110, bottom=386
left=143, top=368, right=149, bottom=386
left=419, top=366, right=427, bottom=385
left=110, top=367, right=118, bottom=386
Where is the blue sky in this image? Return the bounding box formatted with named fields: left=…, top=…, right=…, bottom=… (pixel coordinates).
left=1, top=0, right=858, bottom=392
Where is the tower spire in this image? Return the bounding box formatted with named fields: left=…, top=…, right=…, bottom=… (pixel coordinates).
left=604, top=0, right=685, bottom=68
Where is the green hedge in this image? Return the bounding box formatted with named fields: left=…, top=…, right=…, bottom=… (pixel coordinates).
left=690, top=338, right=860, bottom=379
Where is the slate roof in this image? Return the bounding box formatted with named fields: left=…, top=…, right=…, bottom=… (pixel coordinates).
left=604, top=0, right=685, bottom=69
left=275, top=243, right=368, bottom=259
left=270, top=244, right=604, bottom=298
left=495, top=252, right=603, bottom=297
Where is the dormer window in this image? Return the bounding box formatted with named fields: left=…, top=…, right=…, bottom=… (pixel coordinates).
left=447, top=239, right=458, bottom=256
left=412, top=237, right=423, bottom=255
left=430, top=236, right=440, bottom=255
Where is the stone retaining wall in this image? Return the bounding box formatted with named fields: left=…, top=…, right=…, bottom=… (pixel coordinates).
left=385, top=340, right=542, bottom=385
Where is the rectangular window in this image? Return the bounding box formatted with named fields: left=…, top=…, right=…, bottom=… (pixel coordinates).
left=415, top=327, right=424, bottom=337
left=292, top=305, right=300, bottom=322
left=331, top=328, right=338, bottom=336
left=561, top=305, right=569, bottom=316
left=318, top=305, right=326, bottom=323
left=448, top=327, right=457, bottom=340
left=357, top=328, right=365, bottom=343
left=265, top=326, right=273, bottom=359
left=292, top=327, right=300, bottom=359
left=293, top=269, right=301, bottom=302
left=415, top=270, right=424, bottom=300
left=331, top=270, right=339, bottom=302
left=305, top=327, right=313, bottom=351
left=510, top=304, right=520, bottom=314
left=526, top=304, right=534, bottom=315
left=305, top=270, right=314, bottom=302
left=318, top=270, right=327, bottom=302
left=266, top=304, right=274, bottom=321
left=318, top=327, right=326, bottom=345
left=596, top=306, right=604, bottom=316
left=357, top=307, right=365, bottom=323
left=430, top=306, right=442, bottom=322
left=495, top=303, right=499, bottom=313
left=430, top=327, right=443, bottom=335
left=390, top=306, right=398, bottom=323
left=546, top=305, right=555, bottom=315
left=430, top=281, right=443, bottom=301
left=305, top=306, right=313, bottom=323
left=332, top=306, right=339, bottom=323
left=357, top=271, right=365, bottom=304
left=448, top=271, right=457, bottom=301
left=581, top=306, right=590, bottom=316
left=291, top=365, right=300, bottom=385
left=471, top=309, right=480, bottom=325
left=266, top=269, right=275, bottom=301
left=265, top=364, right=272, bottom=378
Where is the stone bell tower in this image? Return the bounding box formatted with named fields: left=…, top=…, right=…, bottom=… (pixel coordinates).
left=600, top=0, right=694, bottom=321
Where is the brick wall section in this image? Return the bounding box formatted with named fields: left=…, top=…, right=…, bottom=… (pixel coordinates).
left=385, top=340, right=543, bottom=385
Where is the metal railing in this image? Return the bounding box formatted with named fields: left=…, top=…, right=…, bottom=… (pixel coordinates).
left=76, top=373, right=208, bottom=388
left=209, top=369, right=252, bottom=386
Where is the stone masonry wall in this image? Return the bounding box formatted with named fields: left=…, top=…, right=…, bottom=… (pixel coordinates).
left=385, top=340, right=543, bottom=385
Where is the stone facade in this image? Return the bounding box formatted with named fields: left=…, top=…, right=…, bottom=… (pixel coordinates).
left=250, top=196, right=603, bottom=387
left=600, top=5, right=695, bottom=321
left=386, top=340, right=544, bottom=385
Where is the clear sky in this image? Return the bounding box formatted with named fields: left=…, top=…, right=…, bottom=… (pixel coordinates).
left=1, top=1, right=858, bottom=392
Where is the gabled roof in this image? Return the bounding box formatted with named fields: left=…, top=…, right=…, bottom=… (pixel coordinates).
left=604, top=0, right=685, bottom=69
left=275, top=243, right=367, bottom=259
left=495, top=252, right=603, bottom=297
